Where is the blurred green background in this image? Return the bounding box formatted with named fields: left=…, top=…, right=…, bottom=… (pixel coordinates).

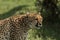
left=0, top=0, right=37, bottom=19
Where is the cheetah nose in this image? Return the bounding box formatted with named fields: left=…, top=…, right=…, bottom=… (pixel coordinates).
left=40, top=24, right=42, bottom=27
left=38, top=24, right=42, bottom=27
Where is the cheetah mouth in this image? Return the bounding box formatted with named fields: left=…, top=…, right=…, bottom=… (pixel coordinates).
left=35, top=23, right=42, bottom=29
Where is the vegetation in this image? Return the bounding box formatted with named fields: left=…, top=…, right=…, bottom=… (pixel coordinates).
left=0, top=0, right=60, bottom=40
left=0, top=0, right=37, bottom=19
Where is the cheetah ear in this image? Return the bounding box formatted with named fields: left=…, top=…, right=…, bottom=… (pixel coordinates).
left=27, top=12, right=30, bottom=14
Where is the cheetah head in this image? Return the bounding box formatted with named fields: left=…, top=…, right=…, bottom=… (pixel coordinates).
left=26, top=12, right=43, bottom=29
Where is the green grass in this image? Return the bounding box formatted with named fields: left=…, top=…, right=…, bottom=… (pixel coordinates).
left=0, top=0, right=36, bottom=14
left=0, top=0, right=60, bottom=40
left=0, top=0, right=36, bottom=19
left=27, top=23, right=60, bottom=40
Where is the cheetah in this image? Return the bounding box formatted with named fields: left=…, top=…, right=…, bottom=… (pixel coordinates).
left=0, top=12, right=43, bottom=40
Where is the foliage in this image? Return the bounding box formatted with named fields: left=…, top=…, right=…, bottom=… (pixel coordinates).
left=35, top=0, right=60, bottom=23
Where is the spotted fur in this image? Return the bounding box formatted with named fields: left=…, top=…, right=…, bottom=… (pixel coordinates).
left=0, top=13, right=43, bottom=40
